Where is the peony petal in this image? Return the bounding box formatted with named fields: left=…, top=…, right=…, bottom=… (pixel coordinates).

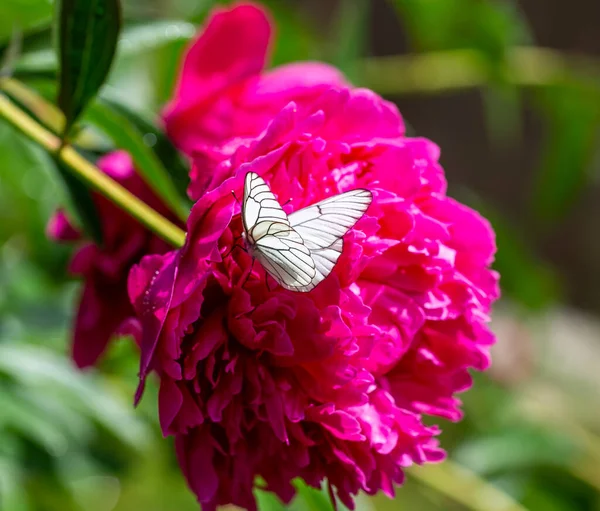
left=46, top=209, right=81, bottom=242
left=128, top=251, right=180, bottom=404
left=164, top=4, right=272, bottom=152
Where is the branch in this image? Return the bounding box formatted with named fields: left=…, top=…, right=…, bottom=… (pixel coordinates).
left=0, top=92, right=186, bottom=248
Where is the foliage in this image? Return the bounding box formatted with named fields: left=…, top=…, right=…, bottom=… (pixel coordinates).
left=1, top=0, right=600, bottom=510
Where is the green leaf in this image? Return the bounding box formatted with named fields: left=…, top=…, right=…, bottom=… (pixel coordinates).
left=532, top=83, right=600, bottom=224
left=259, top=1, right=325, bottom=66
left=255, top=489, right=287, bottom=511
left=0, top=459, right=30, bottom=511
left=53, top=158, right=104, bottom=244
left=0, top=28, right=22, bottom=78
left=292, top=481, right=335, bottom=511
left=0, top=343, right=151, bottom=451
left=84, top=100, right=190, bottom=219
left=0, top=389, right=69, bottom=456
left=488, top=210, right=560, bottom=310
left=56, top=0, right=122, bottom=136
left=454, top=426, right=576, bottom=475
left=457, top=191, right=560, bottom=310
left=15, top=20, right=195, bottom=79
left=521, top=482, right=582, bottom=511
left=482, top=84, right=522, bottom=150
left=331, top=0, right=370, bottom=82
left=392, top=0, right=531, bottom=61
left=0, top=0, right=54, bottom=43
left=98, top=95, right=190, bottom=199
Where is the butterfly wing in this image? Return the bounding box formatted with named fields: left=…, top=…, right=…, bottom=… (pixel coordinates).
left=242, top=172, right=316, bottom=290
left=242, top=171, right=289, bottom=233
left=287, top=189, right=372, bottom=291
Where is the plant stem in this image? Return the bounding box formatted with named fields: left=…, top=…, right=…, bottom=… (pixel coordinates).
left=407, top=460, right=528, bottom=511
left=1, top=77, right=65, bottom=134
left=0, top=92, right=186, bottom=248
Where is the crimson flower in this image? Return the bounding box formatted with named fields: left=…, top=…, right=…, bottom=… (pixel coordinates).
left=130, top=78, right=499, bottom=509
left=48, top=151, right=176, bottom=368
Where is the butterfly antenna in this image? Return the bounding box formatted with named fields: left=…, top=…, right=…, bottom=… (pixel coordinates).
left=231, top=190, right=241, bottom=206
left=222, top=234, right=247, bottom=259
left=282, top=197, right=293, bottom=207
left=222, top=244, right=239, bottom=259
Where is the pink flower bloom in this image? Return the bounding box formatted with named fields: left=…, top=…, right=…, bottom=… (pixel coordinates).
left=162, top=2, right=348, bottom=200
left=130, top=86, right=499, bottom=509
left=48, top=151, right=176, bottom=368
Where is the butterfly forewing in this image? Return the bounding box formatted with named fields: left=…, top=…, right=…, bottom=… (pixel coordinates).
left=243, top=172, right=289, bottom=237
left=242, top=173, right=316, bottom=290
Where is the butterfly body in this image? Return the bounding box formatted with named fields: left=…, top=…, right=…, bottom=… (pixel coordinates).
left=240, top=172, right=372, bottom=292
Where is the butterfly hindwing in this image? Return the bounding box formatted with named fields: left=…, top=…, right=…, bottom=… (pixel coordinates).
left=287, top=189, right=372, bottom=291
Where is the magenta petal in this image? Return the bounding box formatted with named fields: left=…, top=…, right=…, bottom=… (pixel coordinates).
left=252, top=62, right=348, bottom=101
left=71, top=282, right=131, bottom=368
left=47, top=209, right=81, bottom=242
left=159, top=377, right=183, bottom=435
left=164, top=3, right=272, bottom=153
left=174, top=4, right=270, bottom=101
left=177, top=428, right=219, bottom=504
left=128, top=251, right=180, bottom=404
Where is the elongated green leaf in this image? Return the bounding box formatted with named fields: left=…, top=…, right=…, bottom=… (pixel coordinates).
left=0, top=343, right=151, bottom=450
left=84, top=100, right=189, bottom=219
left=487, top=211, right=560, bottom=310
left=260, top=1, right=325, bottom=66
left=255, top=489, right=287, bottom=511
left=56, top=0, right=122, bottom=137
left=292, top=481, right=335, bottom=511
left=0, top=29, right=22, bottom=78
left=331, top=0, right=369, bottom=82
left=0, top=459, right=29, bottom=511
left=532, top=84, right=600, bottom=223
left=0, top=0, right=54, bottom=44
left=391, top=0, right=531, bottom=60
left=53, top=159, right=104, bottom=244
left=457, top=191, right=560, bottom=310
left=15, top=20, right=194, bottom=79
left=455, top=426, right=576, bottom=475
left=0, top=390, right=68, bottom=456
left=99, top=95, right=190, bottom=198
left=407, top=460, right=529, bottom=511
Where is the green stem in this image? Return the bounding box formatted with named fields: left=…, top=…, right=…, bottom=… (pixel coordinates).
left=0, top=92, right=186, bottom=248
left=407, top=460, right=528, bottom=511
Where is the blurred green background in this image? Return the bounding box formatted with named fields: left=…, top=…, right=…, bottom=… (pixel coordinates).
left=2, top=0, right=600, bottom=510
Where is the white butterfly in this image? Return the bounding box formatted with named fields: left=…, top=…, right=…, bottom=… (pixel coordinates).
left=240, top=172, right=372, bottom=292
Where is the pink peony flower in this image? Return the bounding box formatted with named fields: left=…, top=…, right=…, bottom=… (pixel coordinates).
left=48, top=151, right=176, bottom=368
left=130, top=84, right=499, bottom=510
left=162, top=2, right=349, bottom=200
